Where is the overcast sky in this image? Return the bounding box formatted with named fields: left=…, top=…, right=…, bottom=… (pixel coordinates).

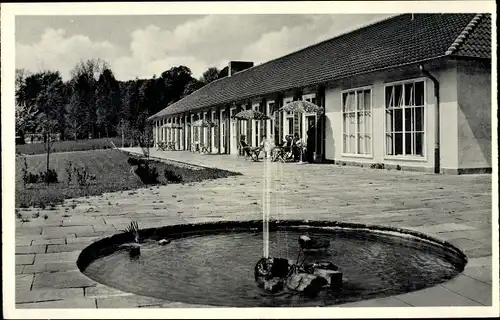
left=16, top=14, right=395, bottom=81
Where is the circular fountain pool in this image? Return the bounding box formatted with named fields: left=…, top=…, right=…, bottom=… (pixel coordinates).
left=77, top=220, right=467, bottom=307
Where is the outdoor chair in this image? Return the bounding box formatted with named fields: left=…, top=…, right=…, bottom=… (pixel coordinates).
left=166, top=141, right=176, bottom=151
left=238, top=141, right=253, bottom=160
left=272, top=146, right=294, bottom=163
left=199, top=144, right=209, bottom=153
left=190, top=142, right=198, bottom=153
left=157, top=142, right=167, bottom=151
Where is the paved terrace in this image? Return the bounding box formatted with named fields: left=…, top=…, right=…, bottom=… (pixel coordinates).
left=14, top=148, right=494, bottom=308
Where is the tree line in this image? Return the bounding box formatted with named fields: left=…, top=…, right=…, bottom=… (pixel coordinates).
left=15, top=58, right=222, bottom=144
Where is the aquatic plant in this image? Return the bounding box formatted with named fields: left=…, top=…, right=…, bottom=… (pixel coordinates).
left=123, top=220, right=140, bottom=243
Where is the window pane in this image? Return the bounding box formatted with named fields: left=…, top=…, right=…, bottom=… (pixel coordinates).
left=404, top=107, right=412, bottom=132
left=405, top=132, right=412, bottom=155
left=364, top=111, right=371, bottom=134
left=349, top=134, right=356, bottom=153
left=416, top=132, right=424, bottom=156
left=349, top=114, right=356, bottom=138
left=343, top=134, right=348, bottom=153
left=357, top=111, right=364, bottom=135
left=394, top=132, right=403, bottom=155
left=395, top=84, right=403, bottom=107
left=365, top=134, right=371, bottom=154
left=343, top=114, right=349, bottom=135
left=386, top=133, right=393, bottom=155
left=415, top=107, right=424, bottom=131
left=404, top=83, right=414, bottom=106
left=346, top=92, right=355, bottom=111
left=415, top=81, right=424, bottom=106
left=357, top=134, right=364, bottom=154
left=386, top=109, right=393, bottom=132
left=311, top=97, right=317, bottom=105
left=385, top=86, right=393, bottom=108
left=394, top=108, right=403, bottom=132
left=364, top=90, right=371, bottom=110
left=357, top=91, right=364, bottom=111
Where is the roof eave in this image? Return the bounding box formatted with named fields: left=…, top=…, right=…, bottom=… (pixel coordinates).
left=154, top=55, right=451, bottom=118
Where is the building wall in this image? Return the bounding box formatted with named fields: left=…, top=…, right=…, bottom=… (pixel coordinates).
left=456, top=59, right=492, bottom=171
left=324, top=62, right=462, bottom=172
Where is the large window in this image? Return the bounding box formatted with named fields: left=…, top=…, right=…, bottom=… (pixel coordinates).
left=385, top=80, right=425, bottom=157
left=342, top=88, right=372, bottom=155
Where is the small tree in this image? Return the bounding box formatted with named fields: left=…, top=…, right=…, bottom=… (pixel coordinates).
left=39, top=115, right=59, bottom=184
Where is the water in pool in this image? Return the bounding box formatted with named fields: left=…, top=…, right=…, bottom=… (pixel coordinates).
left=82, top=229, right=463, bottom=307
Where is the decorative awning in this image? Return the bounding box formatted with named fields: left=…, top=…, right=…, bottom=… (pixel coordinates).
left=279, top=100, right=324, bottom=114
left=190, top=119, right=217, bottom=127
left=232, top=109, right=270, bottom=120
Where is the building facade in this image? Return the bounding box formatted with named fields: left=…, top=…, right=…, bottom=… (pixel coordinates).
left=149, top=13, right=492, bottom=174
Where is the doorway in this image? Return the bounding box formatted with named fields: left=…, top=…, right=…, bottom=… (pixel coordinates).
left=230, top=107, right=238, bottom=155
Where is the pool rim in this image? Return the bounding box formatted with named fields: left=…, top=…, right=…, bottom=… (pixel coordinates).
left=77, top=219, right=468, bottom=280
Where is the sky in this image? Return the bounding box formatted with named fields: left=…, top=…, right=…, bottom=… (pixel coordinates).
left=15, top=14, right=395, bottom=81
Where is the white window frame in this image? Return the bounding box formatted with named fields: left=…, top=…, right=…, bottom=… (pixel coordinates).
left=302, top=93, right=317, bottom=144
left=252, top=103, right=261, bottom=147
left=240, top=104, right=248, bottom=141
left=266, top=100, right=275, bottom=143
left=383, top=78, right=427, bottom=161
left=340, top=86, right=374, bottom=158
left=283, top=97, right=294, bottom=141
left=211, top=110, right=216, bottom=151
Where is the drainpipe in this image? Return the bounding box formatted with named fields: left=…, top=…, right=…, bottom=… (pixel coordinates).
left=419, top=65, right=440, bottom=174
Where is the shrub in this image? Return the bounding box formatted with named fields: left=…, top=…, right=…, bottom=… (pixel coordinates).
left=396, top=165, right=402, bottom=171
left=135, top=163, right=159, bottom=184
left=164, top=169, right=183, bottom=183
left=21, top=157, right=29, bottom=187
left=40, top=169, right=59, bottom=184
left=370, top=163, right=385, bottom=170
left=66, top=161, right=74, bottom=185
left=74, top=165, right=95, bottom=186
left=127, top=157, right=146, bottom=166
left=27, top=172, right=40, bottom=184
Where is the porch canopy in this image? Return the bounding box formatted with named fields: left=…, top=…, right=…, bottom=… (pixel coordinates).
left=162, top=122, right=182, bottom=129
left=190, top=119, right=217, bottom=127
left=232, top=109, right=270, bottom=120
left=278, top=100, right=324, bottom=114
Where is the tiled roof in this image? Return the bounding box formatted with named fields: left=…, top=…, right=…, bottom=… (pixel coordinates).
left=150, top=13, right=491, bottom=120
left=447, top=14, right=492, bottom=58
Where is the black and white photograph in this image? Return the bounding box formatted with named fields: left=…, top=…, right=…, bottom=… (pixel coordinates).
left=1, top=1, right=497, bottom=318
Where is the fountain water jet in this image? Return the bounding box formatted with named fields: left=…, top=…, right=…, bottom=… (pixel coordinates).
left=262, top=156, right=271, bottom=258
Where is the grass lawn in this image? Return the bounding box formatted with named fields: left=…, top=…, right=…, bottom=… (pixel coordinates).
left=15, top=149, right=240, bottom=208
left=16, top=137, right=135, bottom=155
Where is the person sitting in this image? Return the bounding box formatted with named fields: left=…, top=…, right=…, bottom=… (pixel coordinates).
left=292, top=133, right=302, bottom=161
left=239, top=135, right=252, bottom=158
left=260, top=135, right=272, bottom=159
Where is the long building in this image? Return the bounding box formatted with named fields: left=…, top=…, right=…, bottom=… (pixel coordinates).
left=148, top=13, right=492, bottom=174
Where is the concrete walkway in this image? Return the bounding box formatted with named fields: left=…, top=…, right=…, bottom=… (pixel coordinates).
left=14, top=148, right=494, bottom=308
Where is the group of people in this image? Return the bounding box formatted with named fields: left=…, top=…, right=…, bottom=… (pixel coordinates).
left=239, top=121, right=316, bottom=163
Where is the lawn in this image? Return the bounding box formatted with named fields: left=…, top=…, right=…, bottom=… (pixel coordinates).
left=16, top=137, right=135, bottom=155
left=15, top=149, right=240, bottom=208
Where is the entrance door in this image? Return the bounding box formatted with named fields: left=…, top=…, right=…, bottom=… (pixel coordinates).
left=230, top=107, right=238, bottom=155
left=305, top=114, right=317, bottom=155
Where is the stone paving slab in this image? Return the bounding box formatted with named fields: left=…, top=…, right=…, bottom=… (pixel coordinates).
left=341, top=296, right=412, bottom=307
left=13, top=149, right=494, bottom=309
left=440, top=274, right=493, bottom=306
left=16, top=297, right=97, bottom=308
left=16, top=288, right=84, bottom=304
left=32, top=270, right=98, bottom=290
